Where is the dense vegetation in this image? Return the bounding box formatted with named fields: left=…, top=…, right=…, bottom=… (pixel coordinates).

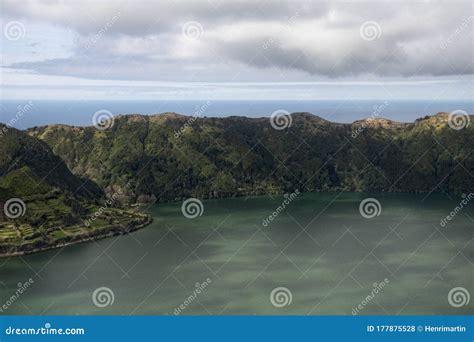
left=0, top=124, right=150, bottom=256
left=27, top=112, right=474, bottom=204
left=1, top=111, right=471, bottom=255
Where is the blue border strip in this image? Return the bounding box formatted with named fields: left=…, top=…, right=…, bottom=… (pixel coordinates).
left=0, top=316, right=472, bottom=341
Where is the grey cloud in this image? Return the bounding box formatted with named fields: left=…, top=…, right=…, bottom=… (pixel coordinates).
left=2, top=0, right=473, bottom=79
left=2, top=0, right=327, bottom=36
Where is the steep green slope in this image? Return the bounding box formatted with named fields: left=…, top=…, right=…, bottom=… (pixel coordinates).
left=0, top=125, right=151, bottom=256
left=0, top=124, right=103, bottom=199
left=27, top=112, right=474, bottom=203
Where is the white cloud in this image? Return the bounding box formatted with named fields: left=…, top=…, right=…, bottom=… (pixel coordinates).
left=0, top=0, right=472, bottom=99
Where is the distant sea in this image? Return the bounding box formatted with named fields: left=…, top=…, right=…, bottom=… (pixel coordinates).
left=1, top=99, right=472, bottom=129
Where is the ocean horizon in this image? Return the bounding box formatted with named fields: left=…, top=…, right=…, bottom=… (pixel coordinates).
left=1, top=99, right=472, bottom=129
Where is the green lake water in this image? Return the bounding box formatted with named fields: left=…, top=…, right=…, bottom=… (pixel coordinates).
left=0, top=193, right=472, bottom=315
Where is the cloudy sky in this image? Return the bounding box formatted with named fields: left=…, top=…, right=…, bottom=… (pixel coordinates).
left=0, top=0, right=473, bottom=100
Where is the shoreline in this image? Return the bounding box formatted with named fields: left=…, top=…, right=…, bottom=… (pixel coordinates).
left=0, top=214, right=152, bottom=258
left=146, top=188, right=467, bottom=205
left=0, top=189, right=467, bottom=257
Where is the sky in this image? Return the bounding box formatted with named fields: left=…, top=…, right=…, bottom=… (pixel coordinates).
left=0, top=0, right=473, bottom=100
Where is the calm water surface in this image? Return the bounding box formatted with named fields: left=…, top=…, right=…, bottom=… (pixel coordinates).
left=0, top=193, right=472, bottom=315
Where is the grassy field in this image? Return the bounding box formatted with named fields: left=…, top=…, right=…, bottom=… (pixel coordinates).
left=0, top=196, right=151, bottom=256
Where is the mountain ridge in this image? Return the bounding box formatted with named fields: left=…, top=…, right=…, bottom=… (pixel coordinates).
left=26, top=111, right=473, bottom=132
left=26, top=112, right=473, bottom=203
